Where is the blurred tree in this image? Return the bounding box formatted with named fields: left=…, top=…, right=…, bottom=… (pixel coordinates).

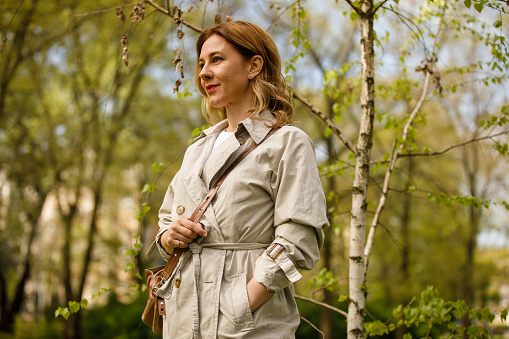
left=0, top=0, right=201, bottom=337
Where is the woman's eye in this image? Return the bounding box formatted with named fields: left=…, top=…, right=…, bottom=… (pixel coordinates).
left=212, top=56, right=223, bottom=62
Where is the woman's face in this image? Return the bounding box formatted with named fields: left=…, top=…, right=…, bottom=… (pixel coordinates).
left=198, top=34, right=254, bottom=112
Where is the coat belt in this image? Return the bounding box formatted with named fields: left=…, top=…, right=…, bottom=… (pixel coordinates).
left=156, top=241, right=270, bottom=338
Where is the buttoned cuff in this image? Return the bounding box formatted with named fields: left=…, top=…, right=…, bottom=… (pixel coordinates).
left=253, top=252, right=289, bottom=293
left=253, top=243, right=303, bottom=293
left=266, top=243, right=303, bottom=282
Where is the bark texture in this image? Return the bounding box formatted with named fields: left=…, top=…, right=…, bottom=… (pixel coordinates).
left=347, top=1, right=375, bottom=338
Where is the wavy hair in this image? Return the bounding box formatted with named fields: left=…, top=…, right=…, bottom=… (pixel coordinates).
left=195, top=21, right=293, bottom=127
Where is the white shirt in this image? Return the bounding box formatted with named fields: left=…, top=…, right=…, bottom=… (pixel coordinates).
left=212, top=130, right=234, bottom=151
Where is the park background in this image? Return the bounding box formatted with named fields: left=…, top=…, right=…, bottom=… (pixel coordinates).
left=0, top=0, right=508, bottom=338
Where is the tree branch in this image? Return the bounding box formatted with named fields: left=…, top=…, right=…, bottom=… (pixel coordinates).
left=344, top=0, right=361, bottom=15
left=292, top=89, right=358, bottom=155
left=267, top=1, right=300, bottom=32
left=399, top=130, right=509, bottom=158
left=300, top=317, right=325, bottom=339
left=363, top=5, right=445, bottom=273
left=373, top=0, right=391, bottom=14
left=294, top=294, right=348, bottom=318
left=145, top=0, right=203, bottom=33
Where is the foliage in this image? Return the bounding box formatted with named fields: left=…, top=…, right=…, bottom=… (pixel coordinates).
left=54, top=288, right=112, bottom=320
left=365, top=286, right=508, bottom=338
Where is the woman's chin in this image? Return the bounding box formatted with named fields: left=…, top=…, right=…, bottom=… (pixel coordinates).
left=209, top=101, right=225, bottom=109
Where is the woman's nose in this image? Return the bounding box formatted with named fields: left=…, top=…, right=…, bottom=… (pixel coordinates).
left=199, top=64, right=212, bottom=79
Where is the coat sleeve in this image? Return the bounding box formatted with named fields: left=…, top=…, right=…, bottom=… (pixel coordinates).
left=253, top=128, right=329, bottom=292
left=154, top=171, right=180, bottom=261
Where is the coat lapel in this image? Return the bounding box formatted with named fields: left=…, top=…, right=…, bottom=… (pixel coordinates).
left=181, top=123, right=228, bottom=240
left=181, top=135, right=213, bottom=206
left=201, top=134, right=240, bottom=189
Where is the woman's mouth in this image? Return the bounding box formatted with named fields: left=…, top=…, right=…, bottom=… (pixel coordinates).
left=206, top=85, right=218, bottom=93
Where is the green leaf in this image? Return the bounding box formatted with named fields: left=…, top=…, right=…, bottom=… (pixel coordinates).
left=123, top=262, right=135, bottom=272
left=501, top=309, right=508, bottom=322
left=482, top=306, right=496, bottom=323
left=298, top=7, right=306, bottom=19
left=350, top=11, right=358, bottom=21
left=479, top=120, right=485, bottom=128
left=141, top=184, right=157, bottom=193
left=125, top=249, right=138, bottom=256
left=191, top=127, right=201, bottom=137
left=464, top=0, right=471, bottom=8
left=474, top=3, right=483, bottom=13
left=68, top=301, right=80, bottom=314
left=152, top=162, right=165, bottom=173
left=57, top=307, right=71, bottom=320
left=372, top=162, right=380, bottom=174
left=80, top=299, right=88, bottom=308
left=494, top=20, right=502, bottom=29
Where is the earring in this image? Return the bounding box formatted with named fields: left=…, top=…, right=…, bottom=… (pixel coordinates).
left=248, top=75, right=253, bottom=79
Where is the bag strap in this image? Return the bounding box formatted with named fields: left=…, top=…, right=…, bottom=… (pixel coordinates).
left=160, top=127, right=280, bottom=277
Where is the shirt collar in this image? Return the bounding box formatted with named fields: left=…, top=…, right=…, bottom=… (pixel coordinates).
left=195, top=110, right=277, bottom=144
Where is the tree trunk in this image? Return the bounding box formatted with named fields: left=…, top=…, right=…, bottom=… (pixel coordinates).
left=396, top=158, right=414, bottom=339
left=347, top=2, right=375, bottom=338
left=0, top=187, right=44, bottom=333
left=321, top=232, right=333, bottom=338
left=0, top=0, right=39, bottom=120
left=0, top=271, right=12, bottom=333
left=62, top=207, right=76, bottom=303
left=64, top=313, right=82, bottom=339
left=460, top=146, right=480, bottom=327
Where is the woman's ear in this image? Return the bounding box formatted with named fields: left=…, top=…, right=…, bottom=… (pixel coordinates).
left=248, top=55, right=263, bottom=79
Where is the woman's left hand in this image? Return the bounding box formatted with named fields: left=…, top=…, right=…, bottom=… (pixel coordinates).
left=246, top=277, right=274, bottom=312
left=160, top=217, right=207, bottom=254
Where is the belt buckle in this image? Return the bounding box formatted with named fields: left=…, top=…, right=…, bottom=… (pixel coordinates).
left=267, top=243, right=285, bottom=260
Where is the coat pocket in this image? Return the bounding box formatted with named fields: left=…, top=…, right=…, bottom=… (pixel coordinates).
left=230, top=272, right=255, bottom=332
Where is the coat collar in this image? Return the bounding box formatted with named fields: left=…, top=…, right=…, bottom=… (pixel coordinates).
left=195, top=110, right=276, bottom=144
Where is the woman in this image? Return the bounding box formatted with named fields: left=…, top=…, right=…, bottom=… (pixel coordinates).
left=153, top=21, right=329, bottom=338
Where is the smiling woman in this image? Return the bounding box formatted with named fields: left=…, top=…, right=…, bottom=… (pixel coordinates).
left=152, top=21, right=329, bottom=338
left=194, top=21, right=294, bottom=129
left=197, top=34, right=260, bottom=128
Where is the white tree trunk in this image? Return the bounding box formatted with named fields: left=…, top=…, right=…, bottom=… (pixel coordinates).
left=347, top=1, right=374, bottom=338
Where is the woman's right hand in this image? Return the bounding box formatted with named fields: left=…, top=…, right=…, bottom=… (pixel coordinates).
left=160, top=218, right=208, bottom=254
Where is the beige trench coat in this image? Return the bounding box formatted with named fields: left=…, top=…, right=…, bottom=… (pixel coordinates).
left=153, top=110, right=329, bottom=338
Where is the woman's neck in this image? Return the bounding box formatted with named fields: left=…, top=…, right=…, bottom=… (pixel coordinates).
left=224, top=105, right=251, bottom=132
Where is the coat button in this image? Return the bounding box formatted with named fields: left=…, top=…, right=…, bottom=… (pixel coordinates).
left=176, top=205, right=185, bottom=215
left=238, top=136, right=245, bottom=145
left=175, top=278, right=181, bottom=288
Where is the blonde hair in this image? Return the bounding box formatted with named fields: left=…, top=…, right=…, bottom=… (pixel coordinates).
left=195, top=21, right=293, bottom=127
